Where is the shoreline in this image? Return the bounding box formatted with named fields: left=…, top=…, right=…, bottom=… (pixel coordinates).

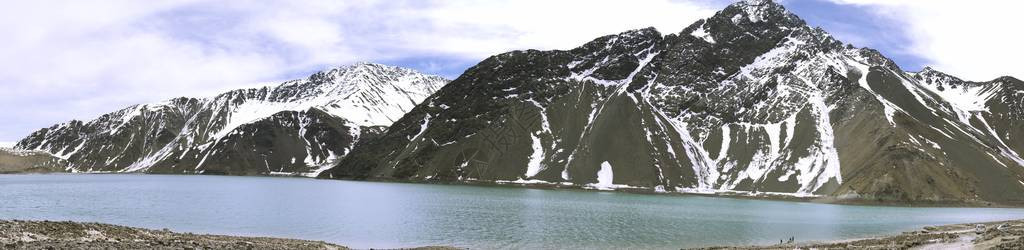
left=3, top=219, right=1024, bottom=249
left=2, top=172, right=1014, bottom=208
left=0, top=220, right=347, bottom=249
left=691, top=219, right=1024, bottom=249
left=319, top=175, right=1013, bottom=208
left=0, top=220, right=457, bottom=250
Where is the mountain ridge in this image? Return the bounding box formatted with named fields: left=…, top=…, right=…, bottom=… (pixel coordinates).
left=319, top=0, right=1024, bottom=205
left=16, top=63, right=449, bottom=176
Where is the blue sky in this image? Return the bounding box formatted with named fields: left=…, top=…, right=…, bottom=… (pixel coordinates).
left=1, top=0, right=1021, bottom=142
left=783, top=0, right=927, bottom=71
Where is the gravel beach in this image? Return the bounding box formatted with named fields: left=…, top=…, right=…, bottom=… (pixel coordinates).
left=5, top=219, right=1024, bottom=249
left=0, top=220, right=351, bottom=249
left=692, top=219, right=1024, bottom=249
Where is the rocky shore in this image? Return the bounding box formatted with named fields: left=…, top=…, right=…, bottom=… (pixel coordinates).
left=0, top=220, right=346, bottom=250
left=693, top=219, right=1024, bottom=250
left=5, top=218, right=1024, bottom=249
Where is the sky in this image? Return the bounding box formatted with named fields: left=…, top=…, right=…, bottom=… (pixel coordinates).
left=1, top=0, right=1022, bottom=142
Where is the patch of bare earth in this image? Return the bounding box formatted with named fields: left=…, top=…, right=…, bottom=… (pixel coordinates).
left=689, top=219, right=1024, bottom=250
left=0, top=220, right=346, bottom=250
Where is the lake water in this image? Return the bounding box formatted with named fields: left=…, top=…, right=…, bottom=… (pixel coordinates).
left=2, top=174, right=1024, bottom=249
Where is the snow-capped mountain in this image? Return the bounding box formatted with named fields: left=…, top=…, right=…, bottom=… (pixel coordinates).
left=322, top=0, right=1024, bottom=205
left=16, top=63, right=448, bottom=176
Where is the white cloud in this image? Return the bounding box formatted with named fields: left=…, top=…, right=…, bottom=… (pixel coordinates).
left=415, top=0, right=720, bottom=56
left=828, top=0, right=1024, bottom=81
left=0, top=0, right=720, bottom=141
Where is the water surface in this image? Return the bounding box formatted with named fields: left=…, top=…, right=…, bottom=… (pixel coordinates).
left=2, top=174, right=1023, bottom=249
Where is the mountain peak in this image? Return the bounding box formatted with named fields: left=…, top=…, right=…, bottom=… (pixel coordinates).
left=328, top=62, right=392, bottom=75
left=616, top=27, right=662, bottom=40
left=913, top=66, right=968, bottom=85
left=734, top=0, right=781, bottom=10
left=721, top=0, right=799, bottom=25
left=317, top=62, right=401, bottom=77
left=306, top=62, right=445, bottom=89
left=349, top=61, right=378, bottom=67
left=683, top=0, right=805, bottom=44
left=918, top=66, right=957, bottom=77
left=995, top=75, right=1022, bottom=84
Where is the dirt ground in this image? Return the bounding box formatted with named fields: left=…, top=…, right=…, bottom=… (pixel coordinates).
left=692, top=219, right=1024, bottom=250
left=0, top=220, right=459, bottom=250
left=7, top=218, right=1024, bottom=249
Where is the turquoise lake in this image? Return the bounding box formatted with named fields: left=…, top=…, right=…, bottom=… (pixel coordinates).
left=2, top=174, right=1024, bottom=249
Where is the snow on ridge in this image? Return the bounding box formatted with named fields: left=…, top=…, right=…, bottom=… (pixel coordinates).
left=24, top=62, right=449, bottom=174
left=204, top=63, right=448, bottom=142
left=914, top=71, right=1000, bottom=112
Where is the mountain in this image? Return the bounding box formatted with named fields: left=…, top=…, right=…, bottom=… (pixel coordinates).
left=320, top=0, right=1024, bottom=205
left=0, top=147, right=67, bottom=173
left=15, top=63, right=448, bottom=176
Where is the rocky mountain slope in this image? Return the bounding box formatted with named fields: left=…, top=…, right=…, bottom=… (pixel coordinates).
left=16, top=63, right=447, bottom=176
left=321, top=0, right=1024, bottom=204
left=0, top=147, right=67, bottom=173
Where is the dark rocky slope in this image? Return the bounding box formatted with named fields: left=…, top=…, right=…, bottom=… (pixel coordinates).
left=322, top=0, right=1024, bottom=205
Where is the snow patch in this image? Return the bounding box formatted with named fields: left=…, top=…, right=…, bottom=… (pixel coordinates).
left=782, top=115, right=797, bottom=147
left=658, top=112, right=719, bottom=189
left=976, top=113, right=1024, bottom=167
left=716, top=126, right=731, bottom=161
left=495, top=179, right=557, bottom=185
left=792, top=93, right=843, bottom=194
left=883, top=105, right=897, bottom=125
left=690, top=23, right=716, bottom=44
left=916, top=73, right=1000, bottom=112
left=525, top=132, right=544, bottom=178
left=411, top=114, right=432, bottom=141
left=731, top=14, right=744, bottom=24
left=591, top=161, right=615, bottom=190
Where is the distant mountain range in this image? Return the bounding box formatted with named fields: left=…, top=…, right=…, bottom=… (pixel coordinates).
left=15, top=63, right=447, bottom=176
left=13, top=0, right=1024, bottom=205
